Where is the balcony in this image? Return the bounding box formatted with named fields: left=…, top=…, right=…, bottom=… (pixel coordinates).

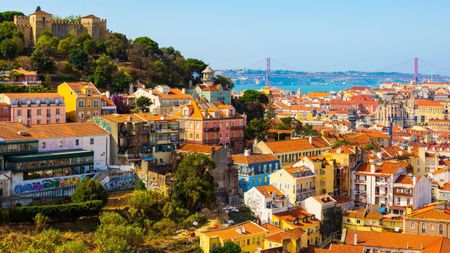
left=204, top=139, right=220, bottom=145
left=231, top=137, right=245, bottom=142
left=231, top=125, right=245, bottom=130
left=204, top=127, right=220, bottom=132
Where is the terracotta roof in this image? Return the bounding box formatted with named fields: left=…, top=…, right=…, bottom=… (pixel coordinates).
left=31, top=10, right=51, bottom=15
left=60, top=82, right=101, bottom=96
left=201, top=221, right=267, bottom=240
left=406, top=203, right=450, bottom=221
left=345, top=208, right=367, bottom=219
left=415, top=100, right=443, bottom=107
left=0, top=122, right=108, bottom=140
left=152, top=88, right=192, bottom=99
left=82, top=14, right=99, bottom=19
left=263, top=137, right=330, bottom=154
left=101, top=114, right=146, bottom=123
left=232, top=153, right=278, bottom=164
left=357, top=161, right=409, bottom=175
left=177, top=143, right=222, bottom=154
left=260, top=223, right=283, bottom=234
left=101, top=96, right=115, bottom=107
left=11, top=68, right=37, bottom=76
left=283, top=166, right=315, bottom=178
left=395, top=175, right=421, bottom=185
left=344, top=230, right=450, bottom=252
left=172, top=101, right=240, bottom=120
left=273, top=207, right=317, bottom=226
left=2, top=93, right=62, bottom=99
left=265, top=228, right=304, bottom=243
left=254, top=185, right=284, bottom=198
left=308, top=244, right=365, bottom=253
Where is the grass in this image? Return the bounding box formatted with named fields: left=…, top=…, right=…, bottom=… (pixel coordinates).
left=227, top=205, right=256, bottom=224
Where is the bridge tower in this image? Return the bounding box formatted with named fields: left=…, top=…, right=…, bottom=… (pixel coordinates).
left=414, top=57, right=419, bottom=84
left=265, top=57, right=271, bottom=86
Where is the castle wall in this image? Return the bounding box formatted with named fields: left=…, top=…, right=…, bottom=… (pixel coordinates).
left=52, top=21, right=86, bottom=38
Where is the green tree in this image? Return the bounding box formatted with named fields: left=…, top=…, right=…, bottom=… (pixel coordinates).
left=71, top=177, right=108, bottom=204
left=0, top=21, right=23, bottom=41
left=92, top=54, right=117, bottom=89
left=0, top=11, right=25, bottom=23
left=127, top=190, right=165, bottom=220
left=112, top=71, right=133, bottom=93
left=246, top=118, right=269, bottom=141
left=233, top=90, right=269, bottom=123
left=31, top=49, right=55, bottom=73
left=68, top=46, right=88, bottom=71
left=135, top=96, right=152, bottom=113
left=152, top=218, right=177, bottom=236
left=172, top=153, right=216, bottom=212
left=182, top=58, right=207, bottom=84
left=133, top=36, right=160, bottom=56
left=0, top=39, right=18, bottom=61
left=241, top=90, right=269, bottom=104
left=104, top=32, right=128, bottom=60
left=34, top=33, right=58, bottom=56
left=27, top=229, right=61, bottom=253
left=211, top=241, right=241, bottom=253
left=57, top=35, right=76, bottom=56
left=215, top=75, right=234, bottom=89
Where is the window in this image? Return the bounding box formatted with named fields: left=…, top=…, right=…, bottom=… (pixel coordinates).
left=421, top=223, right=426, bottom=233
left=17, top=110, right=21, bottom=116
left=46, top=109, right=51, bottom=116
left=56, top=109, right=60, bottom=115
left=430, top=224, right=434, bottom=231
left=90, top=138, right=94, bottom=145
left=79, top=100, right=84, bottom=107
left=410, top=222, right=415, bottom=229
left=42, top=142, right=46, bottom=149
left=439, top=224, right=444, bottom=235
left=58, top=141, right=63, bottom=147
left=37, top=109, right=41, bottom=115
left=346, top=218, right=350, bottom=223
left=356, top=220, right=361, bottom=224
left=76, top=139, right=80, bottom=146
left=94, top=100, right=99, bottom=107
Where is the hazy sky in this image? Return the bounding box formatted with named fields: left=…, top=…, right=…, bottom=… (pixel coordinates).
left=2, top=0, right=450, bottom=74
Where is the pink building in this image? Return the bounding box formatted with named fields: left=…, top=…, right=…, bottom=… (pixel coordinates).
left=172, top=101, right=246, bottom=153
left=0, top=93, right=66, bottom=125
left=0, top=103, right=10, bottom=122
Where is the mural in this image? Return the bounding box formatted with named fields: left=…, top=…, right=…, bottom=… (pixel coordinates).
left=92, top=116, right=111, bottom=132
left=14, top=173, right=96, bottom=195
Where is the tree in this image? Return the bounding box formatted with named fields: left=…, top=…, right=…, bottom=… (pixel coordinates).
left=0, top=21, right=23, bottom=41
left=0, top=39, right=18, bottom=60
left=112, top=71, right=133, bottom=93
left=241, top=90, right=269, bottom=104
left=68, top=46, right=88, bottom=71
left=182, top=58, right=207, bottom=84
left=233, top=90, right=269, bottom=123
left=246, top=118, right=269, bottom=141
left=57, top=35, right=76, bottom=56
left=172, top=153, right=216, bottom=212
left=152, top=218, right=177, bottom=236
left=34, top=33, right=58, bottom=56
left=112, top=95, right=131, bottom=114
left=71, top=177, right=108, bottom=204
left=92, top=54, right=117, bottom=89
left=215, top=75, right=234, bottom=89
left=127, top=190, right=165, bottom=220
left=104, top=33, right=128, bottom=60
left=31, top=49, right=55, bottom=73
left=211, top=241, right=241, bottom=253
left=135, top=96, right=151, bottom=113
left=15, top=56, right=32, bottom=69
left=133, top=36, right=160, bottom=56
left=0, top=11, right=25, bottom=23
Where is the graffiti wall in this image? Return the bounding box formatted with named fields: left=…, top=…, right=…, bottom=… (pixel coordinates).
left=104, top=173, right=135, bottom=191
left=13, top=173, right=96, bottom=195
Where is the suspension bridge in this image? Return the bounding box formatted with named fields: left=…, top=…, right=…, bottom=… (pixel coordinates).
left=222, top=57, right=450, bottom=86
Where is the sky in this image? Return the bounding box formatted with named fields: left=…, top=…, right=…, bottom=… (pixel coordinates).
left=2, top=0, right=450, bottom=74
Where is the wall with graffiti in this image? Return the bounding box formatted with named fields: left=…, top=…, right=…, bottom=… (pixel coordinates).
left=103, top=172, right=135, bottom=191
left=13, top=173, right=97, bottom=195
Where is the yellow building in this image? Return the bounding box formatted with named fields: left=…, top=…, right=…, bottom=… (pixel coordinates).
left=342, top=207, right=403, bottom=233
left=272, top=207, right=322, bottom=246
left=199, top=221, right=267, bottom=253
left=414, top=100, right=445, bottom=125
left=270, top=167, right=316, bottom=205
left=296, top=156, right=334, bottom=196
left=57, top=82, right=102, bottom=122
left=264, top=227, right=306, bottom=253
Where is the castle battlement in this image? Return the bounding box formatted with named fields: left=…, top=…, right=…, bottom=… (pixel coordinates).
left=14, top=9, right=108, bottom=47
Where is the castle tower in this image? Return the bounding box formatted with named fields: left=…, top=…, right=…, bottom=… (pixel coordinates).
left=29, top=9, right=53, bottom=45
left=81, top=15, right=107, bottom=40
left=201, top=66, right=215, bottom=86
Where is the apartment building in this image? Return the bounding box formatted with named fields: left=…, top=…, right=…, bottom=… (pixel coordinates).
left=404, top=202, right=450, bottom=239
left=57, top=82, right=102, bottom=122
left=270, top=167, right=316, bottom=205
left=244, top=185, right=289, bottom=223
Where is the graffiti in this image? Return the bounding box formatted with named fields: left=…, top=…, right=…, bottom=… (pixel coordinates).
left=14, top=173, right=96, bottom=195
left=104, top=174, right=135, bottom=191
left=92, top=116, right=111, bottom=132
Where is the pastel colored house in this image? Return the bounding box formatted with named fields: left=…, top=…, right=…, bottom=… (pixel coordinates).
left=232, top=152, right=281, bottom=192
left=294, top=156, right=334, bottom=196
left=0, top=93, right=66, bottom=125
left=270, top=167, right=316, bottom=205
left=57, top=82, right=102, bottom=122
left=0, top=103, right=10, bottom=122
left=342, top=207, right=403, bottom=233
left=172, top=101, right=246, bottom=153
left=10, top=68, right=40, bottom=85
left=183, top=66, right=231, bottom=104
left=244, top=185, right=289, bottom=223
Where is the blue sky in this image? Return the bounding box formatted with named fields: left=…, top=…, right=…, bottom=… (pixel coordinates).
left=2, top=0, right=450, bottom=74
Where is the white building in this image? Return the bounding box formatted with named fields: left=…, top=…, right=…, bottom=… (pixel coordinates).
left=301, top=194, right=337, bottom=221
left=244, top=185, right=289, bottom=223
left=353, top=161, right=431, bottom=213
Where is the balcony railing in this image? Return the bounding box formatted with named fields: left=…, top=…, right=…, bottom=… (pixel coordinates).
left=204, top=127, right=220, bottom=132
left=231, top=125, right=245, bottom=130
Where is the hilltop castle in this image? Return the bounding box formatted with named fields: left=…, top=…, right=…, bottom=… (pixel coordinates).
left=14, top=9, right=108, bottom=48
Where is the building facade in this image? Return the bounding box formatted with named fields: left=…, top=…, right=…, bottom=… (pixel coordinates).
left=270, top=167, right=316, bottom=205
left=183, top=66, right=232, bottom=104
left=233, top=152, right=281, bottom=192
left=244, top=185, right=289, bottom=223
left=57, top=82, right=102, bottom=122
left=0, top=93, right=66, bottom=125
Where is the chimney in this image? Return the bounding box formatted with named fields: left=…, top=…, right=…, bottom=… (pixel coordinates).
left=308, top=136, right=313, bottom=144
left=105, top=90, right=110, bottom=98
left=244, top=149, right=251, bottom=156
left=353, top=233, right=358, bottom=245
left=370, top=164, right=376, bottom=173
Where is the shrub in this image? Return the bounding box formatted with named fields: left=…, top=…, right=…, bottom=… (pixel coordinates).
left=56, top=240, right=88, bottom=253
left=152, top=218, right=177, bottom=236
left=181, top=213, right=207, bottom=229
left=34, top=213, right=50, bottom=232
left=71, top=178, right=108, bottom=204
left=1, top=200, right=103, bottom=223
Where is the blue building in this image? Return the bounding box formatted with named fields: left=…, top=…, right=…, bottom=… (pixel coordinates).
left=232, top=153, right=281, bottom=192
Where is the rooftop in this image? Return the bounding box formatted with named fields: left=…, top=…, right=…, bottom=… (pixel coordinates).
left=176, top=143, right=222, bottom=154
left=232, top=153, right=278, bottom=164
left=200, top=221, right=267, bottom=240
left=263, top=137, right=330, bottom=154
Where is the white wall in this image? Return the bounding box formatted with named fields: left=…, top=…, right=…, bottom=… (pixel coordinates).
left=413, top=177, right=432, bottom=209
